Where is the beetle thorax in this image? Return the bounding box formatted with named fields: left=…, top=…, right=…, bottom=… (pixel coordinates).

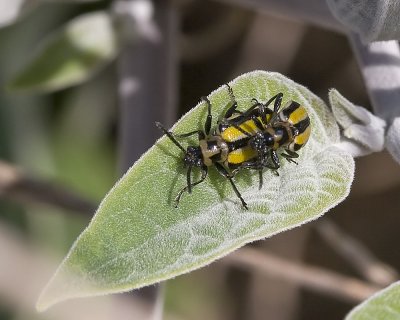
left=199, top=136, right=228, bottom=166
left=250, top=131, right=274, bottom=153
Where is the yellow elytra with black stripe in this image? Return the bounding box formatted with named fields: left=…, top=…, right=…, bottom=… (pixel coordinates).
left=219, top=114, right=272, bottom=143
left=277, top=100, right=311, bottom=152
left=219, top=97, right=311, bottom=157
left=227, top=145, right=258, bottom=165
left=219, top=93, right=311, bottom=171
left=239, top=97, right=312, bottom=171
left=215, top=108, right=271, bottom=167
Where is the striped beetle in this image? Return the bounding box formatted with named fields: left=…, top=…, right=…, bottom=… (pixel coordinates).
left=222, top=86, right=311, bottom=175
left=156, top=95, right=252, bottom=209
left=156, top=85, right=311, bottom=209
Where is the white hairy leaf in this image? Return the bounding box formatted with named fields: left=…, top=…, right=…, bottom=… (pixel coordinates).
left=386, top=117, right=400, bottom=165
left=327, top=0, right=400, bottom=41
left=329, top=89, right=386, bottom=157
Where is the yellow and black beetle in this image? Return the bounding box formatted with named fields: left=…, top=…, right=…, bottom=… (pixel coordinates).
left=156, top=85, right=311, bottom=209
left=223, top=89, right=311, bottom=173
left=156, top=94, right=252, bottom=209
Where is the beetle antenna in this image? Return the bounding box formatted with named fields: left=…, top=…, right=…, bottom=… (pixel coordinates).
left=156, top=122, right=186, bottom=152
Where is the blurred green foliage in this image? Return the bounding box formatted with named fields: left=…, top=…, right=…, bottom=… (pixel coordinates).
left=0, top=0, right=116, bottom=294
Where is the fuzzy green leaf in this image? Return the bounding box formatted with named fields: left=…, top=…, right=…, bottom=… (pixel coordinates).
left=8, top=11, right=117, bottom=93
left=346, top=281, right=400, bottom=320
left=37, top=71, right=354, bottom=311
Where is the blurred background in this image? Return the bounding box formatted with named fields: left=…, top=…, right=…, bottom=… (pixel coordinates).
left=0, top=0, right=399, bottom=320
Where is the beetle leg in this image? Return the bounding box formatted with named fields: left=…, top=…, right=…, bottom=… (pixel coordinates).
left=270, top=150, right=281, bottom=169
left=224, top=84, right=242, bottom=118
left=281, top=150, right=299, bottom=164
left=201, top=96, right=213, bottom=136
left=176, top=130, right=205, bottom=141
left=175, top=166, right=208, bottom=207
left=215, top=163, right=248, bottom=210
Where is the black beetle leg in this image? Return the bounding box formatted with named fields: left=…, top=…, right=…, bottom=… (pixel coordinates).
left=215, top=163, right=248, bottom=210
left=175, top=166, right=208, bottom=208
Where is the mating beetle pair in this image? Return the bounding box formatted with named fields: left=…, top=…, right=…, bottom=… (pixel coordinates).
left=156, top=84, right=311, bottom=210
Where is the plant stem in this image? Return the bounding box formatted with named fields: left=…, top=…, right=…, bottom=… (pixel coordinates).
left=0, top=160, right=96, bottom=215
left=315, top=219, right=398, bottom=286
left=349, top=34, right=400, bottom=122
left=115, top=0, right=178, bottom=317
left=224, top=247, right=382, bottom=303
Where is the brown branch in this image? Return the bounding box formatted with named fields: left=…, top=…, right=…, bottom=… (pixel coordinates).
left=0, top=160, right=96, bottom=215
left=315, top=220, right=398, bottom=286
left=223, top=247, right=383, bottom=303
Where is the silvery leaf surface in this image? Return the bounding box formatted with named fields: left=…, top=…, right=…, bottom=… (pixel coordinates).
left=327, top=0, right=400, bottom=41
left=329, top=89, right=386, bottom=157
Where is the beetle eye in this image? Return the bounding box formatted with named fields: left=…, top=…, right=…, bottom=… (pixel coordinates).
left=266, top=134, right=274, bottom=144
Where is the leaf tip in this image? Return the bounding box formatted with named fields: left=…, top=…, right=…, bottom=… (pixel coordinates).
left=35, top=284, right=56, bottom=312
left=34, top=263, right=85, bottom=312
